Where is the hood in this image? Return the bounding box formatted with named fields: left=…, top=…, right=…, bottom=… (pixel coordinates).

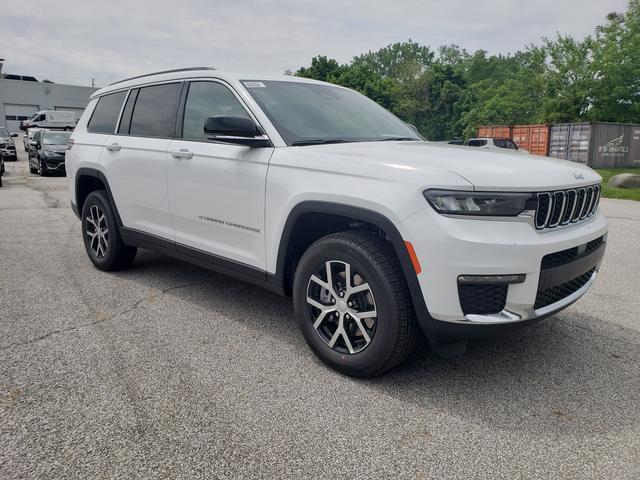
left=290, top=141, right=601, bottom=191
left=43, top=144, right=67, bottom=152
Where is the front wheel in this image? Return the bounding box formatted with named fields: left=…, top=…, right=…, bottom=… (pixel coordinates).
left=39, top=159, right=48, bottom=176
left=293, top=231, right=418, bottom=377
left=81, top=190, right=137, bottom=271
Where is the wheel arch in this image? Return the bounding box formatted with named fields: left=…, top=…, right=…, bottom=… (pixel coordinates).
left=271, top=201, right=431, bottom=329
left=74, top=168, right=123, bottom=227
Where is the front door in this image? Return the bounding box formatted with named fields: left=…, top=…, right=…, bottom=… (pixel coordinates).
left=166, top=80, right=273, bottom=270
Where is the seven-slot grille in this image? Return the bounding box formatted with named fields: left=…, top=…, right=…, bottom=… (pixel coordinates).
left=535, top=185, right=600, bottom=230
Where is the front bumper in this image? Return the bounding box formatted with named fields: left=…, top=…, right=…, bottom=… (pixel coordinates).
left=399, top=206, right=608, bottom=337
left=0, top=147, right=17, bottom=160
left=43, top=155, right=66, bottom=171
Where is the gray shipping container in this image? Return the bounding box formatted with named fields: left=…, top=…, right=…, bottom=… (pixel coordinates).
left=549, top=122, right=640, bottom=168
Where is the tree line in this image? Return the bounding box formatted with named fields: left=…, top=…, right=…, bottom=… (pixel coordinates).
left=294, top=0, right=639, bottom=140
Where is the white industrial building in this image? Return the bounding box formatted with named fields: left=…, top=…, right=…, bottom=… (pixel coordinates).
left=0, top=78, right=98, bottom=132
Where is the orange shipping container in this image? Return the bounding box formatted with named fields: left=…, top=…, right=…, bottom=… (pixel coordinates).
left=511, top=124, right=550, bottom=156
left=477, top=125, right=513, bottom=139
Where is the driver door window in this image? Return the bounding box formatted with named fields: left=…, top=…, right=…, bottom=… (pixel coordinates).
left=182, top=81, right=250, bottom=141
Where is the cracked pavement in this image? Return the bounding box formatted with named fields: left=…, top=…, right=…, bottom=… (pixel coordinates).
left=1, top=142, right=639, bottom=479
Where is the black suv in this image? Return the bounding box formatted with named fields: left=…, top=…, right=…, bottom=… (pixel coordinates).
left=0, top=127, right=18, bottom=162
left=29, top=130, right=71, bottom=176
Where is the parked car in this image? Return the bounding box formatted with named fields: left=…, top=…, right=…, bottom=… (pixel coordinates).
left=24, top=128, right=41, bottom=157
left=467, top=137, right=530, bottom=154
left=20, top=110, right=77, bottom=131
left=29, top=129, right=71, bottom=176
left=67, top=68, right=607, bottom=376
left=0, top=127, right=18, bottom=162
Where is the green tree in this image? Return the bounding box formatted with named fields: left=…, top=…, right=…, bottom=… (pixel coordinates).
left=351, top=40, right=434, bottom=82
left=295, top=56, right=344, bottom=82
left=543, top=35, right=593, bottom=122
left=588, top=1, right=640, bottom=122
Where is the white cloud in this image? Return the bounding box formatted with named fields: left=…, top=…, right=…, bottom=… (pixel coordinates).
left=0, top=0, right=629, bottom=87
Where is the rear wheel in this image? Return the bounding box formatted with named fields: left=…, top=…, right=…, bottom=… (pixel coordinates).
left=81, top=190, right=137, bottom=271
left=293, top=231, right=417, bottom=377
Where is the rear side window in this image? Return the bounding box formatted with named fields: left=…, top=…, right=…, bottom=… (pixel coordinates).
left=182, top=81, right=250, bottom=141
left=88, top=92, right=127, bottom=133
left=118, top=89, right=138, bottom=134
left=129, top=83, right=182, bottom=138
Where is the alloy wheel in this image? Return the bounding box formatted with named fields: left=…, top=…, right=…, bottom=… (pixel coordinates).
left=306, top=260, right=377, bottom=354
left=86, top=205, right=109, bottom=258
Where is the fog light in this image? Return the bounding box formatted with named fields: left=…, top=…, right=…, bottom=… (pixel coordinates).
left=458, top=274, right=526, bottom=285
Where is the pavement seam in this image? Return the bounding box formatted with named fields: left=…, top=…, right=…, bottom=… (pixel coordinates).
left=0, top=282, right=196, bottom=352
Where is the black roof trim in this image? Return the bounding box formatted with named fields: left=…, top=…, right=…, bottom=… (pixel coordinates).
left=109, top=67, right=216, bottom=86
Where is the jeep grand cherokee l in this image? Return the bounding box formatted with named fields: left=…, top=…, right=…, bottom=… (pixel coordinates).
left=66, top=67, right=607, bottom=376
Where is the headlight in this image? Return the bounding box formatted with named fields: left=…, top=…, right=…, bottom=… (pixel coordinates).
left=424, top=189, right=536, bottom=216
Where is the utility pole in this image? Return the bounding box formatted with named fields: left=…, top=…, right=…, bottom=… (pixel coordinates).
left=91, top=78, right=95, bottom=88
left=0, top=58, right=5, bottom=78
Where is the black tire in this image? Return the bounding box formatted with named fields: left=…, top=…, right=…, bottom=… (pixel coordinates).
left=39, top=158, right=48, bottom=176
left=81, top=190, right=137, bottom=271
left=293, top=231, right=418, bottom=377
left=29, top=165, right=38, bottom=174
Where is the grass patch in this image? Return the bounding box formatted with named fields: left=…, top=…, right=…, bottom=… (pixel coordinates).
left=595, top=168, right=640, bottom=201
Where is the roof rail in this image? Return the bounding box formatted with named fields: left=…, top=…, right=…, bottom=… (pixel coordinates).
left=109, top=67, right=216, bottom=86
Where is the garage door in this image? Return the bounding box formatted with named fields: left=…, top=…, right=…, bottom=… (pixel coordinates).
left=4, top=104, right=39, bottom=132
left=55, top=106, right=86, bottom=120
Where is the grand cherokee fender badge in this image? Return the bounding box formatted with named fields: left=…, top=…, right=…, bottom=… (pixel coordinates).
left=198, top=215, right=261, bottom=233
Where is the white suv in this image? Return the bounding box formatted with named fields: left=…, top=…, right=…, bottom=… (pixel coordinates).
left=67, top=67, right=607, bottom=376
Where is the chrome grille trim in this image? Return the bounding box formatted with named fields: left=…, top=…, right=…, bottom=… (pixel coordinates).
left=588, top=186, right=601, bottom=217
left=560, top=190, right=577, bottom=225
left=548, top=191, right=566, bottom=228
left=535, top=184, right=600, bottom=230
left=535, top=192, right=553, bottom=229
left=573, top=188, right=587, bottom=222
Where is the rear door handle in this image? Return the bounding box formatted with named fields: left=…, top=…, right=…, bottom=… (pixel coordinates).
left=171, top=148, right=193, bottom=160
left=105, top=143, right=121, bottom=152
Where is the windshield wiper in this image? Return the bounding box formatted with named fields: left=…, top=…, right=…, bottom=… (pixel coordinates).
left=291, top=138, right=354, bottom=146
left=378, top=137, right=420, bottom=142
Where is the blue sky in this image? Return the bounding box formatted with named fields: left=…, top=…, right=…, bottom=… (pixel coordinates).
left=0, top=0, right=629, bottom=87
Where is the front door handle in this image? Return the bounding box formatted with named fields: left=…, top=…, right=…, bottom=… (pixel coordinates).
left=105, top=143, right=121, bottom=152
left=171, top=149, right=193, bottom=160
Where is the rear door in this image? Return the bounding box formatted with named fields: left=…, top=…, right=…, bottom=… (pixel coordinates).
left=67, top=93, right=126, bottom=206
left=166, top=80, right=273, bottom=269
left=100, top=82, right=182, bottom=241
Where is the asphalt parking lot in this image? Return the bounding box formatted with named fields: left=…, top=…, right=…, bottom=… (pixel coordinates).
left=1, top=141, right=639, bottom=479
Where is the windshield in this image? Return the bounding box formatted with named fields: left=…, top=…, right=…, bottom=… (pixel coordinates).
left=242, top=80, right=421, bottom=146
left=43, top=132, right=71, bottom=145
left=0, top=128, right=10, bottom=140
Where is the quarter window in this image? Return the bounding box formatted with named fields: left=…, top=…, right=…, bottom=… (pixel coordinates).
left=88, top=92, right=127, bottom=134
left=129, top=83, right=182, bottom=138
left=182, top=82, right=250, bottom=141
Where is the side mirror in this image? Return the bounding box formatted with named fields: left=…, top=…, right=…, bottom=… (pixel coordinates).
left=30, top=141, right=38, bottom=147
left=204, top=115, right=271, bottom=148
